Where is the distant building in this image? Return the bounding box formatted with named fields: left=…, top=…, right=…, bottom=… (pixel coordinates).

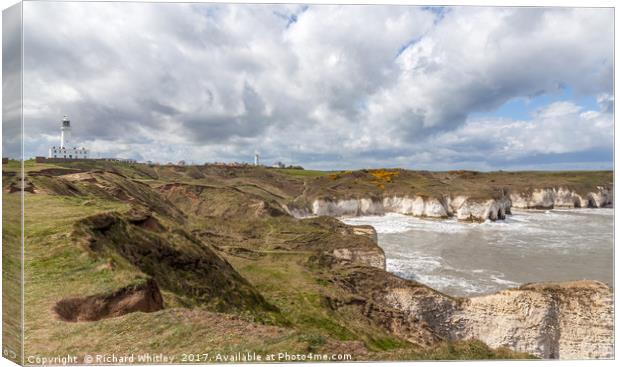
left=254, top=153, right=260, bottom=166
left=48, top=115, right=89, bottom=159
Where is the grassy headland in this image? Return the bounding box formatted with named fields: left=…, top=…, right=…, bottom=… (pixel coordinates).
left=4, top=159, right=611, bottom=361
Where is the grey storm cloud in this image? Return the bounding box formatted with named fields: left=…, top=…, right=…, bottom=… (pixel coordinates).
left=14, top=2, right=614, bottom=169
left=2, top=3, right=22, bottom=158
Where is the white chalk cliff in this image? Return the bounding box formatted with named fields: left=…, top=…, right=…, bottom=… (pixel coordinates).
left=333, top=219, right=613, bottom=359
left=510, top=187, right=612, bottom=209
left=296, top=195, right=511, bottom=222
left=381, top=280, right=613, bottom=359
left=450, top=281, right=614, bottom=359
left=287, top=186, right=611, bottom=222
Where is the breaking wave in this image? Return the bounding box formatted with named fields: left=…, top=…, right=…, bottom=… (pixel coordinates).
left=340, top=209, right=613, bottom=296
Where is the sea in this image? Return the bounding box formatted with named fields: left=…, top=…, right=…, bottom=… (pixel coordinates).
left=340, top=209, right=613, bottom=297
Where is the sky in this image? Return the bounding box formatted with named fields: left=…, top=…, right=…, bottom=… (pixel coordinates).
left=5, top=2, right=615, bottom=170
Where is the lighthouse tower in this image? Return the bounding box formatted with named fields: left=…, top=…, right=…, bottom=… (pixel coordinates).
left=48, top=115, right=89, bottom=159
left=60, top=115, right=71, bottom=148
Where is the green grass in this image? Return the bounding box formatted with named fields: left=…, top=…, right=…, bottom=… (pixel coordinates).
left=22, top=194, right=137, bottom=357
left=20, top=191, right=296, bottom=359
left=270, top=168, right=336, bottom=177
left=4, top=159, right=66, bottom=173
left=368, top=337, right=410, bottom=351
left=2, top=187, right=23, bottom=364
left=368, top=340, right=537, bottom=361
left=224, top=252, right=403, bottom=349
left=298, top=168, right=613, bottom=200
left=420, top=340, right=537, bottom=360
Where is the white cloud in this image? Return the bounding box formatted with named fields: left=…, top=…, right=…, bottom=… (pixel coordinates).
left=18, top=3, right=613, bottom=169
left=361, top=7, right=613, bottom=145
left=422, top=101, right=613, bottom=166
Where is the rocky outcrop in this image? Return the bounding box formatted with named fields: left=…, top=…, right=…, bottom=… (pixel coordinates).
left=382, top=196, right=450, bottom=218
left=450, top=196, right=511, bottom=222
left=331, top=225, right=385, bottom=269
left=284, top=205, right=313, bottom=218
left=589, top=187, right=613, bottom=208
left=447, top=281, right=614, bottom=359
left=332, top=247, right=386, bottom=269
left=297, top=195, right=512, bottom=222
left=291, top=185, right=611, bottom=222
left=351, top=225, right=378, bottom=243
left=311, top=198, right=384, bottom=217
left=510, top=187, right=613, bottom=209
left=377, top=277, right=613, bottom=359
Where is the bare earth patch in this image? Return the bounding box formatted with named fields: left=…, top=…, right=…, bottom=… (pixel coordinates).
left=53, top=279, right=164, bottom=322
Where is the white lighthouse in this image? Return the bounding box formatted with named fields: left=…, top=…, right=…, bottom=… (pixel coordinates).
left=48, top=115, right=89, bottom=159
left=60, top=115, right=71, bottom=148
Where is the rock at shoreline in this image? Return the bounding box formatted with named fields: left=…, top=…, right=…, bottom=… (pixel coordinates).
left=510, top=187, right=613, bottom=209
left=291, top=185, right=611, bottom=222
left=342, top=267, right=613, bottom=359
left=299, top=195, right=512, bottom=222
left=451, top=197, right=511, bottom=222
left=447, top=280, right=614, bottom=359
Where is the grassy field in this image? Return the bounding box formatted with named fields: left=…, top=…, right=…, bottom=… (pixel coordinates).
left=20, top=193, right=300, bottom=358
left=295, top=169, right=613, bottom=200
left=270, top=168, right=338, bottom=177
left=2, top=179, right=22, bottom=364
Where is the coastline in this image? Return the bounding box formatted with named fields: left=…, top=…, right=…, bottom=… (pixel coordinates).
left=340, top=208, right=613, bottom=296
left=342, top=217, right=614, bottom=359
left=5, top=161, right=614, bottom=360
left=288, top=187, right=612, bottom=222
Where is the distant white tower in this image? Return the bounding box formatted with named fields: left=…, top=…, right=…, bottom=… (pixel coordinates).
left=254, top=153, right=260, bottom=166
left=48, top=115, right=89, bottom=159
left=60, top=115, right=71, bottom=148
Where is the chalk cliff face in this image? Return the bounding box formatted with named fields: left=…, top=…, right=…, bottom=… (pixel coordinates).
left=510, top=187, right=613, bottom=209
left=299, top=195, right=512, bottom=222
left=446, top=281, right=614, bottom=359
left=589, top=187, right=613, bottom=208
left=331, top=225, right=385, bottom=269
left=382, top=196, right=449, bottom=218
left=289, top=185, right=612, bottom=222
left=311, top=198, right=384, bottom=217
left=377, top=277, right=613, bottom=359
left=332, top=247, right=385, bottom=269
left=451, top=197, right=511, bottom=222
left=331, top=226, right=613, bottom=360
